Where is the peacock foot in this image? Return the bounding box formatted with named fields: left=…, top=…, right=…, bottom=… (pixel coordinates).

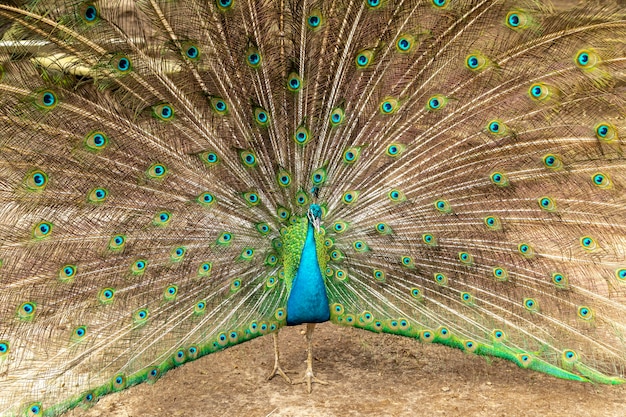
left=267, top=363, right=293, bottom=384
left=267, top=331, right=294, bottom=384
left=292, top=367, right=328, bottom=393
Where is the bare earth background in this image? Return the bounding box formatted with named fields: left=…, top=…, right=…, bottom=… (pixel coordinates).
left=66, top=322, right=626, bottom=417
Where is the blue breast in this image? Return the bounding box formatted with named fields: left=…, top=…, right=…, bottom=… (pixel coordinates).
left=286, top=223, right=330, bottom=325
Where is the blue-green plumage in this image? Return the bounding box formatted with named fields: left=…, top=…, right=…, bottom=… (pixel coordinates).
left=286, top=222, right=330, bottom=325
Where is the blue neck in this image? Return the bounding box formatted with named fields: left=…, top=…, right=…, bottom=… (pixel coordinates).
left=286, top=223, right=330, bottom=325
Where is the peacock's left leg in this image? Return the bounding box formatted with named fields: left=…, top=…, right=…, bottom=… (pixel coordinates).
left=267, top=330, right=292, bottom=383
left=292, top=323, right=328, bottom=393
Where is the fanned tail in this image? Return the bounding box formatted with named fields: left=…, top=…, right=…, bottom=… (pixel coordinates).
left=0, top=1, right=625, bottom=416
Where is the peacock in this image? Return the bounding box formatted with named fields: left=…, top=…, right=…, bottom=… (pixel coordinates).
left=0, top=0, right=625, bottom=415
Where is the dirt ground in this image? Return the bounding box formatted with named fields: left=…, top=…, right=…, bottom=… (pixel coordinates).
left=66, top=322, right=626, bottom=417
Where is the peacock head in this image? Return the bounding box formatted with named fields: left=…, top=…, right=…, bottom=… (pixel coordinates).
left=307, top=204, right=322, bottom=231
left=308, top=204, right=322, bottom=220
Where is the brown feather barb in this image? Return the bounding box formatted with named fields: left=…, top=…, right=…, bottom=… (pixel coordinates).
left=0, top=0, right=625, bottom=415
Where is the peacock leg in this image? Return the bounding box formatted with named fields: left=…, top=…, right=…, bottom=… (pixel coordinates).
left=292, top=323, right=328, bottom=393
left=267, top=330, right=292, bottom=383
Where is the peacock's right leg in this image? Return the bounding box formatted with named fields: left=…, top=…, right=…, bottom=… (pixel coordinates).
left=267, top=330, right=292, bottom=384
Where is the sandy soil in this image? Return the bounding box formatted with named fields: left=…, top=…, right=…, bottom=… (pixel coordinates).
left=66, top=322, right=626, bottom=417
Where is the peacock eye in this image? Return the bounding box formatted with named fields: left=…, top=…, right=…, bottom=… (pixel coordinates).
left=83, top=5, right=98, bottom=21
